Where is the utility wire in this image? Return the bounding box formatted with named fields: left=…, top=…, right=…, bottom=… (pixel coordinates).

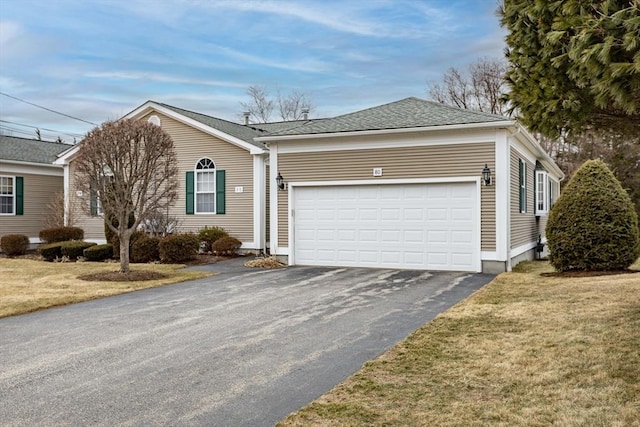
left=0, top=92, right=98, bottom=126
left=0, top=119, right=85, bottom=138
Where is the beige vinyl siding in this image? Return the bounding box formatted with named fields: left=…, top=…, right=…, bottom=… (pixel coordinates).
left=277, top=142, right=496, bottom=250
left=0, top=172, right=63, bottom=240
left=68, top=161, right=105, bottom=241
left=510, top=149, right=538, bottom=248
left=142, top=113, right=254, bottom=242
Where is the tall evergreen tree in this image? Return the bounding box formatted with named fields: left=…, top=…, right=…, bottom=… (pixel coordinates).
left=499, top=1, right=640, bottom=137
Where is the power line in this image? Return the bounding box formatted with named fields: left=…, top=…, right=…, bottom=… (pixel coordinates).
left=0, top=92, right=98, bottom=126
left=0, top=119, right=85, bottom=138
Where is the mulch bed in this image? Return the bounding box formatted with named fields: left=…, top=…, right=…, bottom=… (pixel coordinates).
left=541, top=269, right=640, bottom=278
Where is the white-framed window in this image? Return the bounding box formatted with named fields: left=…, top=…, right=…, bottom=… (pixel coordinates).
left=0, top=175, right=15, bottom=215
left=195, top=158, right=216, bottom=213
left=536, top=170, right=549, bottom=214
left=519, top=159, right=527, bottom=213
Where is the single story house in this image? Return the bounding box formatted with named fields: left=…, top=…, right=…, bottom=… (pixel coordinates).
left=0, top=135, right=69, bottom=244
left=55, top=97, right=563, bottom=273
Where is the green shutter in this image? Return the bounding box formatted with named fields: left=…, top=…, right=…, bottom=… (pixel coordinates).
left=186, top=171, right=194, bottom=215
left=519, top=159, right=524, bottom=212
left=15, top=177, right=24, bottom=215
left=216, top=170, right=225, bottom=214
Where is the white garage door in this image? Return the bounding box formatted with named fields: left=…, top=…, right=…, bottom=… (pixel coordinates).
left=293, top=182, right=479, bottom=271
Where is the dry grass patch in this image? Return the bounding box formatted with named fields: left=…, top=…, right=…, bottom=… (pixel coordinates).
left=0, top=259, right=211, bottom=318
left=279, top=260, right=640, bottom=427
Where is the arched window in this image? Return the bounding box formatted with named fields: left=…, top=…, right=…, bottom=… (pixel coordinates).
left=148, top=115, right=161, bottom=126
left=195, top=158, right=216, bottom=213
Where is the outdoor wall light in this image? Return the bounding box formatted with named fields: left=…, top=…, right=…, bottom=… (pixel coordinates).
left=276, top=172, right=285, bottom=190
left=482, top=164, right=492, bottom=186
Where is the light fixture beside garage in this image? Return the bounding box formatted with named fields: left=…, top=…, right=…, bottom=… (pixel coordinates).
left=482, top=164, right=492, bottom=186
left=276, top=172, right=285, bottom=190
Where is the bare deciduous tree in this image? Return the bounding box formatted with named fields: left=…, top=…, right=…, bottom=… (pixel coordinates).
left=277, top=88, right=313, bottom=121
left=74, top=119, right=178, bottom=273
left=428, top=58, right=509, bottom=115
left=42, top=191, right=76, bottom=229
left=240, top=85, right=313, bottom=123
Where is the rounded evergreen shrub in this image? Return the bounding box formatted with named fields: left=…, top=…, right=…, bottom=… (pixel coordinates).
left=83, top=244, right=114, bottom=261
left=159, top=234, right=199, bottom=263
left=39, top=242, right=64, bottom=261
left=198, top=226, right=228, bottom=252
left=39, top=226, right=84, bottom=244
left=131, top=235, right=160, bottom=263
left=60, top=241, right=96, bottom=260
left=546, top=159, right=640, bottom=271
left=212, top=236, right=242, bottom=256
left=1, top=234, right=29, bottom=256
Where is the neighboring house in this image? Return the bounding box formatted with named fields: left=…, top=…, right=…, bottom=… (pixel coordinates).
left=0, top=135, right=69, bottom=244
left=54, top=101, right=283, bottom=251
left=56, top=97, right=563, bottom=273
left=258, top=98, right=563, bottom=273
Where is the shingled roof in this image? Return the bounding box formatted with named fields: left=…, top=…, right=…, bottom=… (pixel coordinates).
left=263, top=97, right=510, bottom=136
left=0, top=135, right=71, bottom=165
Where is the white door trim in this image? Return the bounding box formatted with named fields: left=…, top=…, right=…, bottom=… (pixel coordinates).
left=288, top=177, right=482, bottom=271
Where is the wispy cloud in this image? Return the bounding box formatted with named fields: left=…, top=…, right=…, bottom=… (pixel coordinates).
left=84, top=71, right=248, bottom=88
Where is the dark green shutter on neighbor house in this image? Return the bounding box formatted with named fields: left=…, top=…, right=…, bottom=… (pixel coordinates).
left=186, top=171, right=194, bottom=215
left=216, top=170, right=225, bottom=214
left=15, top=177, right=24, bottom=215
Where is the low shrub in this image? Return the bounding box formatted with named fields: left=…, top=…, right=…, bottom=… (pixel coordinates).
left=212, top=236, right=242, bottom=256
left=39, top=242, right=64, bottom=261
left=198, top=226, right=228, bottom=252
left=60, top=241, right=96, bottom=260
left=83, top=244, right=114, bottom=261
left=131, top=235, right=160, bottom=263
left=159, top=234, right=199, bottom=263
left=1, top=234, right=29, bottom=256
left=39, top=226, right=84, bottom=244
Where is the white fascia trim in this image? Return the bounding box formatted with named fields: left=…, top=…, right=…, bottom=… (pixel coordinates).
left=286, top=177, right=483, bottom=272
left=510, top=141, right=538, bottom=165
left=510, top=124, right=564, bottom=179
left=495, top=129, right=509, bottom=261
left=275, top=131, right=499, bottom=154
left=1, top=159, right=63, bottom=170
left=290, top=177, right=478, bottom=188
left=54, top=145, right=80, bottom=164
left=256, top=120, right=515, bottom=142
left=269, top=143, right=281, bottom=256
left=0, top=161, right=64, bottom=176
left=127, top=102, right=266, bottom=155
left=252, top=154, right=266, bottom=252
left=511, top=241, right=537, bottom=258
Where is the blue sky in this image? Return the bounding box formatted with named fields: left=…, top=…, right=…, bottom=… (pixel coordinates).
left=0, top=0, right=505, bottom=143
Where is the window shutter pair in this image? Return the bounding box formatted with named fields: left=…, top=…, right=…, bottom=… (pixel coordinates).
left=186, top=170, right=225, bottom=214
left=15, top=177, right=24, bottom=216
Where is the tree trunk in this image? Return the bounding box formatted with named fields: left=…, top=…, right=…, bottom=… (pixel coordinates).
left=119, top=231, right=131, bottom=274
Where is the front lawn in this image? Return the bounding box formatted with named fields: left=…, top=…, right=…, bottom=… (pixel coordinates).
left=279, top=260, right=640, bottom=426
left=0, top=258, right=211, bottom=318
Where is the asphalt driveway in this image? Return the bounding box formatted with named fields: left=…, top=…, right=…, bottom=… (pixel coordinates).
left=0, top=259, right=494, bottom=426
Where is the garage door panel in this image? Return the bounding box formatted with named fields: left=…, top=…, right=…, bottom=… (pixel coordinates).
left=293, top=183, right=479, bottom=271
